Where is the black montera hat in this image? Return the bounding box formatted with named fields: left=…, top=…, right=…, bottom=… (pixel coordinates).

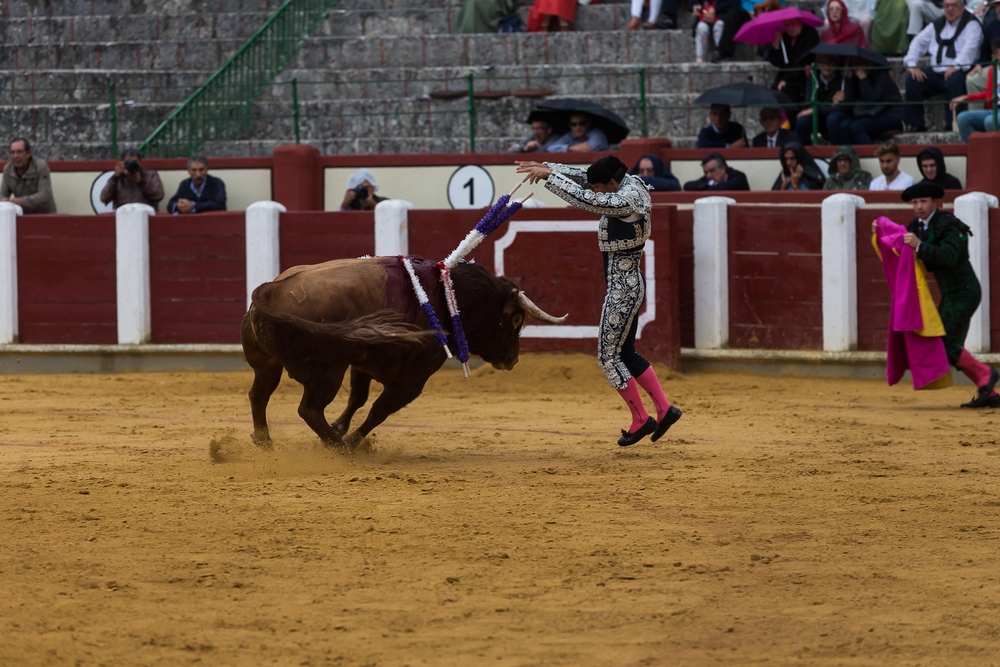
left=901, top=182, right=945, bottom=201
left=587, top=156, right=628, bottom=185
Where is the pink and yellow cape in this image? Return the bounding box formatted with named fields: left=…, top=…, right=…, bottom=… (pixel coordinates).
left=872, top=216, right=953, bottom=390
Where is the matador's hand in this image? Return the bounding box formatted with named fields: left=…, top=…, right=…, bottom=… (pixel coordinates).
left=515, top=161, right=552, bottom=184
left=902, top=233, right=920, bottom=249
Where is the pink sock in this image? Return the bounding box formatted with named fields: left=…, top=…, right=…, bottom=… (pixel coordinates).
left=957, top=349, right=993, bottom=387
left=616, top=379, right=650, bottom=433
left=635, top=367, right=671, bottom=421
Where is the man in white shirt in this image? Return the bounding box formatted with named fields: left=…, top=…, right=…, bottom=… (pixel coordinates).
left=869, top=141, right=917, bottom=191
left=903, top=0, right=984, bottom=131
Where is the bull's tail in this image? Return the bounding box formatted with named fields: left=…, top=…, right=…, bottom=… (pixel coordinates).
left=251, top=286, right=440, bottom=347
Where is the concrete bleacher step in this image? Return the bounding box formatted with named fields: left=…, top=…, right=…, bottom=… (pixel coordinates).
left=4, top=0, right=285, bottom=18
left=2, top=13, right=277, bottom=45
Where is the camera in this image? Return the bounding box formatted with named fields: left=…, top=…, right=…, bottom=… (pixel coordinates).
left=353, top=184, right=370, bottom=200
left=124, top=159, right=140, bottom=175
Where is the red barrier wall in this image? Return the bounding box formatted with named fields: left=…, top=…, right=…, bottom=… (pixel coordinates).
left=727, top=206, right=823, bottom=349
left=148, top=213, right=246, bottom=344
left=279, top=211, right=375, bottom=269
left=992, top=208, right=1000, bottom=352
left=675, top=206, right=694, bottom=348
left=16, top=215, right=117, bottom=344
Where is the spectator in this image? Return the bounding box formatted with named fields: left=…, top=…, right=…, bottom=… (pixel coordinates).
left=715, top=0, right=787, bottom=62
left=692, top=0, right=732, bottom=62
left=916, top=146, right=964, bottom=188
left=820, top=0, right=868, bottom=46
left=870, top=0, right=911, bottom=55
left=526, top=0, right=575, bottom=31
left=549, top=113, right=610, bottom=152
left=771, top=142, right=826, bottom=190
left=509, top=114, right=559, bottom=153
left=100, top=147, right=164, bottom=210
left=683, top=152, right=752, bottom=190
left=906, top=0, right=944, bottom=36
left=455, top=0, right=519, bottom=33
left=167, top=156, right=227, bottom=215
left=629, top=154, right=681, bottom=191
left=828, top=56, right=905, bottom=144
left=696, top=104, right=748, bottom=148
left=903, top=0, right=984, bottom=132
left=752, top=107, right=796, bottom=147
left=795, top=54, right=847, bottom=144
left=964, top=2, right=1000, bottom=110
left=340, top=169, right=387, bottom=211
left=765, top=18, right=821, bottom=105
left=0, top=138, right=56, bottom=213
left=627, top=0, right=669, bottom=29
left=953, top=37, right=1000, bottom=138
left=823, top=144, right=873, bottom=189
left=869, top=140, right=916, bottom=190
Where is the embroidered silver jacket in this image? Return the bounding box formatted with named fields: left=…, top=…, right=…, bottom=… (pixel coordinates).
left=543, top=162, right=652, bottom=252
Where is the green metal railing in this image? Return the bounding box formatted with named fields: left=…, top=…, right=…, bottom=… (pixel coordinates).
left=137, top=0, right=338, bottom=158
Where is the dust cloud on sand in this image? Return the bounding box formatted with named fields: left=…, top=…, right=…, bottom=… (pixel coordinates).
left=1, top=353, right=999, bottom=666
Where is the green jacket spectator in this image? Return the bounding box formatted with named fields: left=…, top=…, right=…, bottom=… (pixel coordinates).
left=824, top=145, right=872, bottom=190
left=0, top=139, right=56, bottom=213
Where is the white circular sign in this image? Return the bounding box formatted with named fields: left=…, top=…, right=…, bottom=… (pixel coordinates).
left=91, top=171, right=115, bottom=214
left=447, top=165, right=495, bottom=210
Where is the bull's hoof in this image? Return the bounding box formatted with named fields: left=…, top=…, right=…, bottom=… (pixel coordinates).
left=251, top=433, right=274, bottom=451
left=330, top=421, right=347, bottom=435
left=345, top=431, right=372, bottom=453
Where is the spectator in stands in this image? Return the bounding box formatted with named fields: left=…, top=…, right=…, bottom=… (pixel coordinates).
left=629, top=154, right=681, bottom=191
left=696, top=104, right=748, bottom=148
left=795, top=54, right=847, bottom=144
left=626, top=0, right=669, bottom=29
left=692, top=0, right=732, bottom=63
left=906, top=0, right=943, bottom=36
left=455, top=0, right=519, bottom=33
left=952, top=37, right=1000, bottom=140
left=752, top=107, right=796, bottom=147
left=526, top=0, right=575, bottom=31
left=715, top=0, right=787, bottom=62
left=509, top=114, right=559, bottom=153
left=549, top=112, right=610, bottom=152
left=870, top=0, right=911, bottom=55
left=683, top=152, right=751, bottom=190
left=167, top=156, right=227, bottom=214
left=828, top=56, right=906, bottom=144
left=771, top=142, right=826, bottom=190
left=100, top=147, right=164, bottom=210
left=0, top=138, right=56, bottom=214
left=916, top=146, right=964, bottom=188
left=820, top=0, right=868, bottom=47
left=823, top=144, right=873, bottom=189
left=903, top=0, right=984, bottom=132
left=765, top=17, right=821, bottom=106
left=869, top=140, right=916, bottom=190
left=340, top=169, right=387, bottom=211
left=963, top=5, right=1000, bottom=110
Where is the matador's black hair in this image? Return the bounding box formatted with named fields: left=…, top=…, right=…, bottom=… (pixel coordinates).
left=587, top=156, right=628, bottom=185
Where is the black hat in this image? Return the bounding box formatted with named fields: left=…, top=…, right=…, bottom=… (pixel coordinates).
left=587, top=156, right=627, bottom=185
left=901, top=182, right=945, bottom=201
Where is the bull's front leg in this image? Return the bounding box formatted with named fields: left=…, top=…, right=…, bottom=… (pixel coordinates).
left=331, top=368, right=373, bottom=436
left=346, top=377, right=428, bottom=450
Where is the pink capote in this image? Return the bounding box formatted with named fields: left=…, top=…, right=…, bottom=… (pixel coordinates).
left=819, top=0, right=868, bottom=47
left=874, top=216, right=952, bottom=390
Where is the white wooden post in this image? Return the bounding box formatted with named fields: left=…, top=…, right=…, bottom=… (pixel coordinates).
left=374, top=199, right=413, bottom=257
left=954, top=192, right=998, bottom=354
left=693, top=196, right=735, bottom=349
left=115, top=203, right=153, bottom=345
left=0, top=202, right=22, bottom=344
left=821, top=194, right=865, bottom=351
left=245, top=201, right=285, bottom=309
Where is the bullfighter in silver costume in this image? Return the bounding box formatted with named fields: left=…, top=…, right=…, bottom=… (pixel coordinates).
left=516, top=156, right=683, bottom=446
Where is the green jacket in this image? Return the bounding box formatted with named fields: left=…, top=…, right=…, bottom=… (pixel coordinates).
left=823, top=145, right=872, bottom=191
left=908, top=209, right=979, bottom=295
left=1, top=156, right=57, bottom=214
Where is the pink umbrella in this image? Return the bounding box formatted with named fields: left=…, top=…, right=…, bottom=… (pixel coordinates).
left=734, top=7, right=823, bottom=46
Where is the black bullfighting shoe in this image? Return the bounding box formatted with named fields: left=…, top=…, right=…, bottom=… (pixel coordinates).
left=651, top=405, right=683, bottom=442
left=961, top=368, right=1000, bottom=408
left=618, top=416, right=657, bottom=447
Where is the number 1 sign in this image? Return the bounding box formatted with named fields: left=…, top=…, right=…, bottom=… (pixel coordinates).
left=447, top=165, right=495, bottom=210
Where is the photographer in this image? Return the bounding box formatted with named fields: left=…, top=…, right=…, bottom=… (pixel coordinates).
left=340, top=169, right=386, bottom=211
left=100, top=147, right=164, bottom=210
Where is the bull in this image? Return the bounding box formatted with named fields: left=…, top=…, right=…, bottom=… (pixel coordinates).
left=241, top=255, right=567, bottom=449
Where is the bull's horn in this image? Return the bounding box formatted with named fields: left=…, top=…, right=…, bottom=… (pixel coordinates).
left=518, top=291, right=568, bottom=324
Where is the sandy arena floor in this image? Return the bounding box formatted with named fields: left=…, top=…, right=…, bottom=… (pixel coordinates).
left=1, top=353, right=999, bottom=666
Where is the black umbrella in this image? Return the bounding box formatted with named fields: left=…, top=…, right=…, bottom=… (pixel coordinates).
left=694, top=83, right=794, bottom=108
left=534, top=98, right=631, bottom=144
left=808, top=43, right=890, bottom=67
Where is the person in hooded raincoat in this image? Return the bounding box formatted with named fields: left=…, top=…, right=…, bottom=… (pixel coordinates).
left=820, top=0, right=868, bottom=46
left=916, top=146, right=963, bottom=190
left=454, top=0, right=519, bottom=33
left=869, top=0, right=910, bottom=55
left=823, top=144, right=873, bottom=189
left=629, top=154, right=681, bottom=191
left=771, top=142, right=826, bottom=190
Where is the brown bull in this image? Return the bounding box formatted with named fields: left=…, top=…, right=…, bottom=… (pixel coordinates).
left=241, top=255, right=566, bottom=449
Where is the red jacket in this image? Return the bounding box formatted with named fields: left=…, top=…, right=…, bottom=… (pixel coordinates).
left=967, top=64, right=998, bottom=110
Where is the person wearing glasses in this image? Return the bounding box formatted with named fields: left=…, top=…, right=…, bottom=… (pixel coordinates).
left=1, top=138, right=56, bottom=213
left=548, top=112, right=610, bottom=152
